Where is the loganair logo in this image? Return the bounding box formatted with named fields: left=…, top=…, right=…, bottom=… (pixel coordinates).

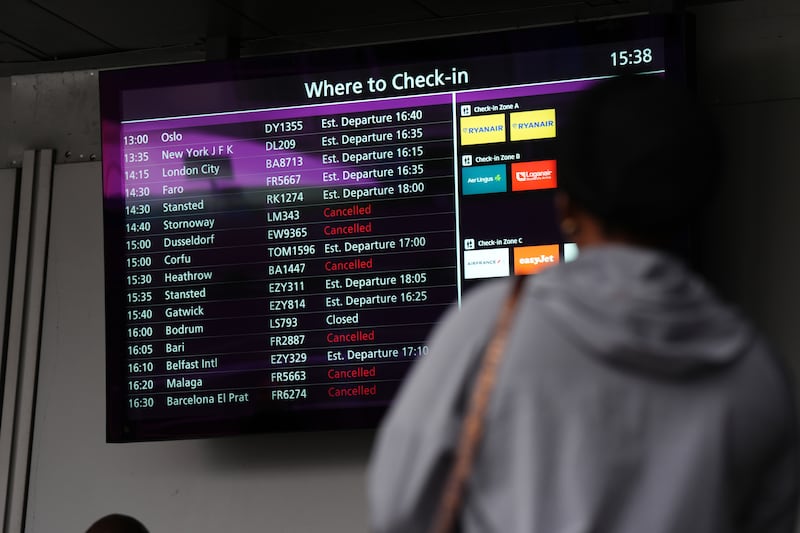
left=510, top=109, right=557, bottom=140
left=459, top=114, right=506, bottom=146
left=511, top=160, right=557, bottom=191
left=517, top=169, right=551, bottom=181
left=462, top=164, right=507, bottom=195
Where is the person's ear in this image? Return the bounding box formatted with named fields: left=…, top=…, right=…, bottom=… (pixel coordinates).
left=555, top=191, right=578, bottom=239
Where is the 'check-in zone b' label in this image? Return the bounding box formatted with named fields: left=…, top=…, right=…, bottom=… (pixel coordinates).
left=462, top=164, right=507, bottom=195
left=511, top=160, right=557, bottom=191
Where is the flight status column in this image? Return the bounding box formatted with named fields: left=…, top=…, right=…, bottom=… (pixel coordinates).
left=116, top=91, right=460, bottom=421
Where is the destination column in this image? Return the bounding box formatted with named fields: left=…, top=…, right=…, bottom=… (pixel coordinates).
left=121, top=125, right=271, bottom=418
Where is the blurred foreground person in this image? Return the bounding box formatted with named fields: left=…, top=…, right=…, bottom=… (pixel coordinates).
left=86, top=513, right=149, bottom=533
left=367, top=74, right=799, bottom=533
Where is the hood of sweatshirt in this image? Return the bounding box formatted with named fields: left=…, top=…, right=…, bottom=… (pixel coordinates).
left=530, top=244, right=753, bottom=376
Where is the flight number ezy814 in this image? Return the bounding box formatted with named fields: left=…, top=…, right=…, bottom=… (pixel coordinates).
left=269, top=298, right=306, bottom=311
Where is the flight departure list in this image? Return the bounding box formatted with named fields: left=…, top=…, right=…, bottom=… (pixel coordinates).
left=117, top=95, right=459, bottom=418
left=101, top=18, right=678, bottom=441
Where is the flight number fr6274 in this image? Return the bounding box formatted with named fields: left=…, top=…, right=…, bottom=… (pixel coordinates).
left=271, top=388, right=307, bottom=400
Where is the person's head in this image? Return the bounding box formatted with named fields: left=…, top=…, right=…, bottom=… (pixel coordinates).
left=557, top=74, right=721, bottom=256
left=86, top=513, right=149, bottom=533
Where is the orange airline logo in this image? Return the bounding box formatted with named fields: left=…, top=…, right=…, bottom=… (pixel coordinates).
left=511, top=160, right=557, bottom=191
left=513, top=244, right=560, bottom=275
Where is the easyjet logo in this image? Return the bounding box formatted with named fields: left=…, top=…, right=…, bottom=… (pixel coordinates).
left=513, top=244, right=560, bottom=275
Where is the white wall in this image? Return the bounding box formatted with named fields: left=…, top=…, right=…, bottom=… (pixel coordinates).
left=2, top=0, right=799, bottom=531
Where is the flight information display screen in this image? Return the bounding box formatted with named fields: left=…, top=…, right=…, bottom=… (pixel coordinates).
left=101, top=13, right=692, bottom=442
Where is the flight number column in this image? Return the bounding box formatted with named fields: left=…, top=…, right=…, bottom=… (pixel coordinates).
left=262, top=117, right=314, bottom=403
left=264, top=94, right=459, bottom=407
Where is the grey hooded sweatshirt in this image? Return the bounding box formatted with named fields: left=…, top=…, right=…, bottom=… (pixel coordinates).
left=368, top=244, right=799, bottom=533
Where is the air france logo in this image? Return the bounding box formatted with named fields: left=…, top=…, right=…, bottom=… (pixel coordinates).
left=511, top=160, right=557, bottom=191
left=464, top=248, right=510, bottom=279
left=510, top=109, right=556, bottom=140
left=462, top=164, right=507, bottom=195
left=459, top=113, right=506, bottom=145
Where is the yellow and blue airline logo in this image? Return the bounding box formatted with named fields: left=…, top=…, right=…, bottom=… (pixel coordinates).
left=460, top=113, right=506, bottom=145
left=462, top=164, right=507, bottom=195
left=509, top=109, right=556, bottom=140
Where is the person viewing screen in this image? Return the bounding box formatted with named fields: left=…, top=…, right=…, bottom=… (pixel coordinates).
left=366, top=73, right=800, bottom=533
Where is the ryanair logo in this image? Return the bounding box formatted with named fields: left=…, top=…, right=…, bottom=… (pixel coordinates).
left=460, top=114, right=506, bottom=145
left=510, top=109, right=556, bottom=140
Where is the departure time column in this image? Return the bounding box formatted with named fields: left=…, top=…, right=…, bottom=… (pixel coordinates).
left=312, top=94, right=456, bottom=403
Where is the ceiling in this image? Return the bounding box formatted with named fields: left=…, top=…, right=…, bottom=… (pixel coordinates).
left=0, top=0, right=728, bottom=76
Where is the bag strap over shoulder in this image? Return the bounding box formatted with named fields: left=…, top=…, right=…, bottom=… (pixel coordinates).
left=430, top=275, right=527, bottom=533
